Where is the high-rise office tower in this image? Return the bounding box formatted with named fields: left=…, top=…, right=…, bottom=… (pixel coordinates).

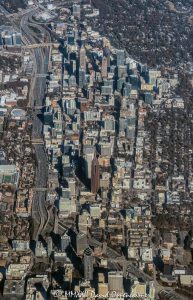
left=116, top=49, right=125, bottom=66
left=129, top=74, right=139, bottom=89
left=76, top=232, right=88, bottom=255
left=123, top=82, right=132, bottom=97
left=107, top=53, right=111, bottom=68
left=79, top=46, right=86, bottom=71
left=12, top=32, right=21, bottom=46
left=84, top=146, right=95, bottom=179
left=67, top=33, right=75, bottom=45
left=91, top=156, right=100, bottom=194
left=3, top=34, right=12, bottom=46
left=118, top=65, right=127, bottom=78
left=108, top=271, right=123, bottom=293
left=83, top=247, right=93, bottom=281
left=78, top=69, right=86, bottom=88
left=101, top=56, right=108, bottom=78
left=117, top=78, right=126, bottom=93
left=69, top=75, right=77, bottom=88
left=70, top=60, right=76, bottom=75
left=72, top=4, right=81, bottom=18
left=61, top=233, right=71, bottom=252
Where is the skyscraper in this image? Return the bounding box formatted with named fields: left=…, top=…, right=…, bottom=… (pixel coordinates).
left=108, top=271, right=123, bottom=293
left=12, top=32, right=21, bottom=46
left=72, top=4, right=81, bottom=18
left=117, top=78, right=126, bottom=93
left=76, top=232, right=88, bottom=255
left=118, top=65, right=127, bottom=78
left=123, top=82, right=132, bottom=97
left=101, top=56, right=108, bottom=78
left=117, top=49, right=125, bottom=66
left=61, top=233, right=71, bottom=252
left=83, top=247, right=93, bottom=281
left=3, top=34, right=12, bottom=46
left=78, top=69, right=86, bottom=88
left=70, top=60, right=76, bottom=75
left=79, top=46, right=86, bottom=71
left=91, top=156, right=100, bottom=194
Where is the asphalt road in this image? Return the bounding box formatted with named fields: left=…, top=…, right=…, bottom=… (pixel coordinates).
left=21, top=10, right=50, bottom=240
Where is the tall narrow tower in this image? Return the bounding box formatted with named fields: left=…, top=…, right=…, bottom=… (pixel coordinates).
left=116, top=49, right=125, bottom=66
left=83, top=247, right=93, bottom=281
left=79, top=46, right=86, bottom=71
left=101, top=56, right=108, bottom=79
left=91, top=156, right=100, bottom=194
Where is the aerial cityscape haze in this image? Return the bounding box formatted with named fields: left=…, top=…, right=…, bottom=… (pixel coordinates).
left=0, top=0, right=193, bottom=299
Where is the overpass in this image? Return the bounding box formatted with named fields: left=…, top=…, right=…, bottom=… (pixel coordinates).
left=9, top=8, right=37, bottom=18
left=35, top=74, right=48, bottom=78
left=33, top=187, right=47, bottom=192
left=22, top=42, right=59, bottom=49
left=32, top=138, right=44, bottom=144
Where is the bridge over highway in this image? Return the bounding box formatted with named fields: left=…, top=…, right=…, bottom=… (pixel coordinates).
left=35, top=74, right=48, bottom=78
left=32, top=138, right=44, bottom=145
left=22, top=42, right=59, bottom=49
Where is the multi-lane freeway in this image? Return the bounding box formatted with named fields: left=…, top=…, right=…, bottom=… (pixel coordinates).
left=20, top=10, right=51, bottom=240
left=0, top=2, right=50, bottom=240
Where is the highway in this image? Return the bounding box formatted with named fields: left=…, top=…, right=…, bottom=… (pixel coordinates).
left=0, top=2, right=50, bottom=241
left=20, top=10, right=51, bottom=241
left=0, top=4, right=10, bottom=15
